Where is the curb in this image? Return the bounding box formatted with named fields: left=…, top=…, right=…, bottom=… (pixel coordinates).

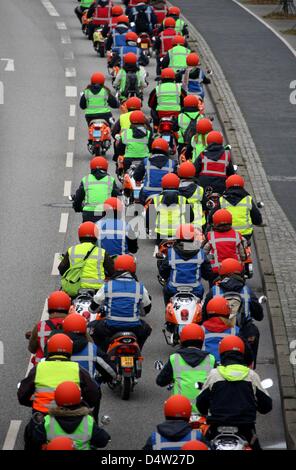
left=181, top=13, right=296, bottom=449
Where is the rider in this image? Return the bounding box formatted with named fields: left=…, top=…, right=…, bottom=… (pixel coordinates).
left=97, top=197, right=138, bottom=256
left=75, top=0, right=94, bottom=24
left=111, top=96, right=142, bottom=136
left=100, top=5, right=124, bottom=38
left=194, top=130, right=235, bottom=195
left=176, top=94, right=204, bottom=154
left=214, top=174, right=263, bottom=241
left=58, top=222, right=114, bottom=295
left=89, top=255, right=152, bottom=351
left=86, top=0, right=113, bottom=39
left=116, top=110, right=152, bottom=171
left=28, top=291, right=71, bottom=365
left=177, top=162, right=206, bottom=230
left=148, top=67, right=187, bottom=126
left=185, top=118, right=213, bottom=162
left=133, top=137, right=178, bottom=205
left=25, top=381, right=110, bottom=450
left=105, top=15, right=131, bottom=50
left=160, top=35, right=191, bottom=74
left=196, top=335, right=272, bottom=450
left=143, top=395, right=203, bottom=450
left=108, top=31, right=149, bottom=67
left=154, top=17, right=177, bottom=76
left=203, top=209, right=246, bottom=274
left=181, top=52, right=211, bottom=99
left=72, top=157, right=120, bottom=222
left=166, top=6, right=188, bottom=36
left=128, top=0, right=157, bottom=35
left=113, top=52, right=147, bottom=102
left=158, top=224, right=214, bottom=304
left=80, top=72, right=119, bottom=126
left=156, top=324, right=216, bottom=412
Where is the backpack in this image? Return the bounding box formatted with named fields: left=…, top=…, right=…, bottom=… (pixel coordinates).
left=183, top=113, right=200, bottom=145
left=60, top=246, right=96, bottom=297
left=43, top=320, right=64, bottom=356
left=124, top=71, right=141, bottom=98
left=134, top=7, right=150, bottom=33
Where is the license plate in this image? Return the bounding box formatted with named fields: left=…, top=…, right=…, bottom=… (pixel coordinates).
left=162, top=135, right=170, bottom=142
left=142, top=43, right=148, bottom=49
left=121, top=356, right=134, bottom=367
left=93, top=130, right=101, bottom=138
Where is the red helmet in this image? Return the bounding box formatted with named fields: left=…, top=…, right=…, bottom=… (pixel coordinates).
left=48, top=291, right=71, bottom=314
left=206, top=296, right=231, bottom=317
left=164, top=395, right=192, bottom=420
left=124, top=52, right=138, bottom=65
left=151, top=137, right=169, bottom=153
left=226, top=174, right=245, bottom=189
left=63, top=314, right=87, bottom=334
left=55, top=381, right=81, bottom=407
left=180, top=323, right=205, bottom=343
left=104, top=197, right=124, bottom=212
left=46, top=437, right=75, bottom=451
left=182, top=440, right=209, bottom=451
left=219, top=335, right=245, bottom=355
left=47, top=333, right=73, bottom=355
left=207, top=131, right=224, bottom=145
left=117, top=15, right=129, bottom=24
left=186, top=53, right=200, bottom=67
left=219, top=258, right=244, bottom=276
left=90, top=72, right=105, bottom=85
left=172, top=35, right=186, bottom=46
left=164, top=17, right=176, bottom=28
left=161, top=68, right=176, bottom=80
left=176, top=224, right=196, bottom=241
left=213, top=208, right=232, bottom=226
left=130, top=110, right=145, bottom=124
left=78, top=221, right=98, bottom=239
left=168, top=6, right=180, bottom=16
left=114, top=254, right=136, bottom=273
left=125, top=32, right=138, bottom=43
left=196, top=118, right=213, bottom=135
left=125, top=96, right=142, bottom=110
left=90, top=156, right=108, bottom=171
left=177, top=161, right=196, bottom=179
left=161, top=173, right=180, bottom=189
left=184, top=95, right=200, bottom=109
left=111, top=5, right=123, bottom=16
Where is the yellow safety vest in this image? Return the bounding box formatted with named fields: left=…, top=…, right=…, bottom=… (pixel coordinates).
left=68, top=242, right=105, bottom=290
left=220, top=195, right=253, bottom=236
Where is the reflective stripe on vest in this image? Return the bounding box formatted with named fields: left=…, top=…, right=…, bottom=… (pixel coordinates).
left=71, top=343, right=96, bottom=376
left=202, top=327, right=237, bottom=342
left=199, top=150, right=231, bottom=177
left=208, top=230, right=241, bottom=270
left=97, top=218, right=128, bottom=255
left=156, top=83, right=181, bottom=111
left=186, top=186, right=205, bottom=227
left=152, top=429, right=200, bottom=450
left=68, top=243, right=105, bottom=288
left=118, top=47, right=140, bottom=67
left=175, top=18, right=185, bottom=34
left=168, top=248, right=203, bottom=287
left=153, top=194, right=188, bottom=236
left=45, top=415, right=92, bottom=450
left=111, top=28, right=127, bottom=47
left=220, top=196, right=253, bottom=235
left=82, top=174, right=114, bottom=211
left=84, top=88, right=109, bottom=114
left=213, top=285, right=251, bottom=322
left=168, top=45, right=190, bottom=71
left=145, top=158, right=174, bottom=191
left=106, top=278, right=143, bottom=323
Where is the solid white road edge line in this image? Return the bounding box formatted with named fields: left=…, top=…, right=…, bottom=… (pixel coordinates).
left=41, top=0, right=59, bottom=17
left=66, top=152, right=73, bottom=167
left=59, top=213, right=69, bottom=233
left=51, top=253, right=61, bottom=275
left=2, top=420, right=22, bottom=450
left=68, top=126, right=75, bottom=141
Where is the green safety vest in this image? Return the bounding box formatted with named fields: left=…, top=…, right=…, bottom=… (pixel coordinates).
left=175, top=18, right=185, bottom=35
left=191, top=134, right=207, bottom=162
left=84, top=88, right=110, bottom=115
left=186, top=185, right=205, bottom=227
left=45, top=415, right=94, bottom=451
left=119, top=70, right=142, bottom=96
left=68, top=242, right=105, bottom=290
left=177, top=111, right=202, bottom=144
left=80, top=0, right=93, bottom=7
left=119, top=111, right=132, bottom=130
left=153, top=194, right=188, bottom=236
left=170, top=352, right=215, bottom=413
left=220, top=195, right=253, bottom=236
left=156, top=82, right=182, bottom=112
left=168, top=45, right=191, bottom=71
left=121, top=128, right=150, bottom=159
left=82, top=174, right=114, bottom=212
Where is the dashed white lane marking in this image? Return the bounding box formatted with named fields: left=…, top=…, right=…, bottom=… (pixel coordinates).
left=66, top=152, right=73, bottom=167
left=69, top=104, right=76, bottom=117
left=68, top=126, right=75, bottom=141
left=61, top=34, right=71, bottom=44
left=65, top=85, right=77, bottom=97
left=41, top=0, right=59, bottom=17
left=65, top=67, right=76, bottom=78
left=64, top=180, right=72, bottom=197
left=59, top=213, right=69, bottom=233
left=51, top=253, right=61, bottom=275
left=64, top=51, right=74, bottom=60
left=0, top=58, right=15, bottom=71
left=56, top=21, right=67, bottom=30
left=2, top=420, right=22, bottom=450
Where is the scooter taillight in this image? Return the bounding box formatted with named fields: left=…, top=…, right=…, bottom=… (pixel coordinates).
left=161, top=122, right=172, bottom=132
left=117, top=345, right=138, bottom=354
left=181, top=309, right=189, bottom=321
left=82, top=311, right=90, bottom=320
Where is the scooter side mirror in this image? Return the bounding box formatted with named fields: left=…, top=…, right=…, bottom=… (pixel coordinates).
left=259, top=295, right=267, bottom=305
left=233, top=164, right=238, bottom=172
left=100, top=415, right=111, bottom=426
left=257, top=201, right=264, bottom=209
left=154, top=360, right=164, bottom=371
left=261, top=378, right=273, bottom=390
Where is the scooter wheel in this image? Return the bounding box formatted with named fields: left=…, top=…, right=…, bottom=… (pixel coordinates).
left=121, top=377, right=131, bottom=400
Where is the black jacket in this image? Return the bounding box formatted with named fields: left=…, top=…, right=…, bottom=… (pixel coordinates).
left=117, top=124, right=153, bottom=157
left=156, top=347, right=216, bottom=387
left=196, top=352, right=272, bottom=426
left=211, top=187, right=263, bottom=226
left=26, top=406, right=110, bottom=450
left=158, top=241, right=216, bottom=284
left=72, top=169, right=121, bottom=213
left=17, top=358, right=100, bottom=409
left=202, top=275, right=264, bottom=322
left=143, top=420, right=196, bottom=451
left=80, top=84, right=119, bottom=110
left=133, top=153, right=177, bottom=182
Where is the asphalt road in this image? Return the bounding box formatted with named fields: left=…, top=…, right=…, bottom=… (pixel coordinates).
left=0, top=0, right=287, bottom=450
